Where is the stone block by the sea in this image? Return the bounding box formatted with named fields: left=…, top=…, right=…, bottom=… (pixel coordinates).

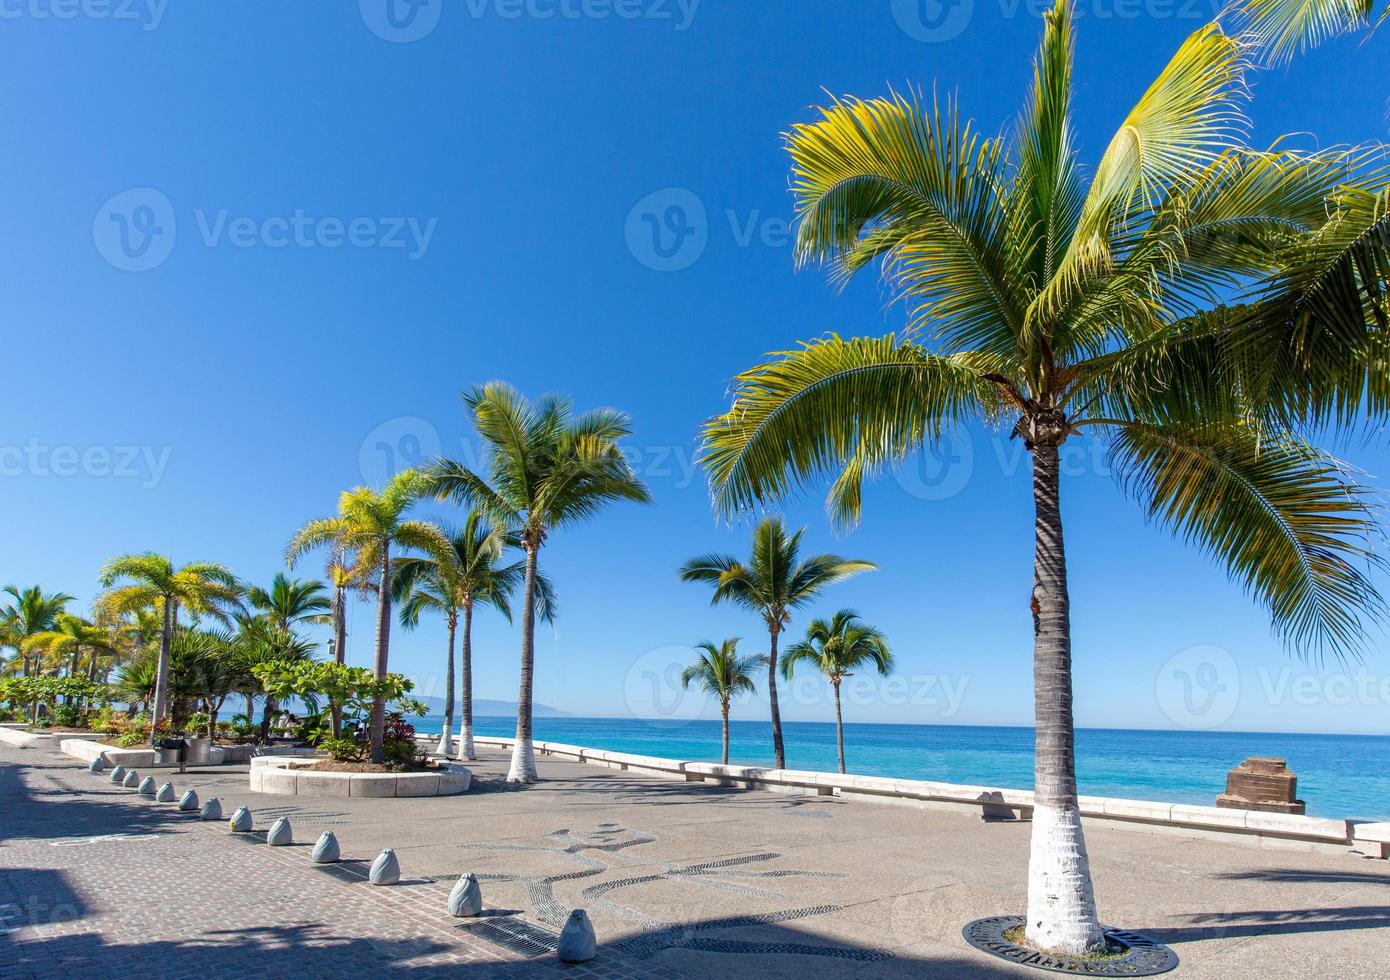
left=228, top=806, right=252, bottom=832
left=178, top=789, right=199, bottom=811
left=369, top=848, right=400, bottom=885
left=558, top=909, right=597, bottom=962
left=312, top=831, right=340, bottom=863
left=448, top=873, right=482, bottom=917
left=267, top=817, right=293, bottom=846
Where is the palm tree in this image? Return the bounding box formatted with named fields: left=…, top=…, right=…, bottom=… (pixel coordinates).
left=231, top=615, right=319, bottom=740
left=698, top=1, right=1388, bottom=954
left=96, top=555, right=243, bottom=731
left=247, top=573, right=331, bottom=633
left=680, top=638, right=758, bottom=765
left=22, top=613, right=118, bottom=682
left=1226, top=0, right=1387, bottom=65
left=325, top=557, right=359, bottom=666
left=781, top=610, right=893, bottom=774
left=393, top=512, right=553, bottom=759
left=287, top=469, right=441, bottom=763
left=427, top=382, right=650, bottom=783
left=1, top=586, right=74, bottom=681
left=679, top=518, right=875, bottom=770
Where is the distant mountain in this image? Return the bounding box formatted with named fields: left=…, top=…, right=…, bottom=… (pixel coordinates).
left=416, top=695, right=566, bottom=718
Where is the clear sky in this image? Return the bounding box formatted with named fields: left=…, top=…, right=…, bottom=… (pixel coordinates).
left=3, top=1, right=1389, bottom=735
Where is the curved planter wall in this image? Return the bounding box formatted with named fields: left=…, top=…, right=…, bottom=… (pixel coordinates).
left=249, top=755, right=472, bottom=798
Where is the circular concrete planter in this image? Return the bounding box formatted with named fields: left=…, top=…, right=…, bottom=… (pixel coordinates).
left=248, top=755, right=471, bottom=798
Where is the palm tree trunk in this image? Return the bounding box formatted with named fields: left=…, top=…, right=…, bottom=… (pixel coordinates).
left=1024, top=442, right=1104, bottom=955
left=258, top=695, right=277, bottom=741
left=721, top=701, right=730, bottom=766
left=150, top=598, right=173, bottom=733
left=766, top=625, right=786, bottom=769
left=436, top=612, right=457, bottom=756
left=460, top=600, right=476, bottom=760
left=506, top=541, right=540, bottom=783
left=833, top=679, right=846, bottom=774
left=369, top=542, right=392, bottom=765
left=333, top=585, right=347, bottom=664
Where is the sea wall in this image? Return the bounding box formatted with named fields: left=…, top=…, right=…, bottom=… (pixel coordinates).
left=465, top=735, right=1386, bottom=858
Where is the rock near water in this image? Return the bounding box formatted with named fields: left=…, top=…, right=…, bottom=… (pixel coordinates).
left=312, top=832, right=340, bottom=864
left=228, top=806, right=253, bottom=832
left=448, top=874, right=483, bottom=917
left=369, top=848, right=400, bottom=886
left=558, top=909, right=597, bottom=963
left=266, top=817, right=293, bottom=846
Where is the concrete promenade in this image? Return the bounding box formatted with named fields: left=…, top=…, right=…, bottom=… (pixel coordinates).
left=1, top=740, right=1387, bottom=977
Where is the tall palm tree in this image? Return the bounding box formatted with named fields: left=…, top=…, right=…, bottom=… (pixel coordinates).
left=287, top=469, right=441, bottom=763
left=22, top=614, right=118, bottom=681
left=393, top=512, right=554, bottom=759
left=781, top=610, right=893, bottom=774
left=679, top=518, right=875, bottom=770
left=247, top=573, right=331, bottom=633
left=698, top=1, right=1388, bottom=954
left=427, top=382, right=651, bottom=783
left=680, top=638, right=758, bottom=765
left=1, top=585, right=74, bottom=680
left=324, top=556, right=359, bottom=666
left=1226, top=0, right=1387, bottom=65
left=96, top=555, right=243, bottom=731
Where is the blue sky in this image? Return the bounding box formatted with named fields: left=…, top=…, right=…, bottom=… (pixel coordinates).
left=3, top=1, right=1389, bottom=735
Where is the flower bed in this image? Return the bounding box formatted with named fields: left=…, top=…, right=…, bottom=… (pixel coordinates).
left=249, top=755, right=472, bottom=798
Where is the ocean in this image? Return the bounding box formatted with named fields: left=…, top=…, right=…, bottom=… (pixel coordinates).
left=414, top=714, right=1390, bottom=821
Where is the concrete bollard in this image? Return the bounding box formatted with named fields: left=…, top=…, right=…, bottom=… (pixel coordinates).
left=266, top=817, right=293, bottom=846
left=137, top=776, right=156, bottom=796
left=122, top=770, right=140, bottom=788
left=369, top=848, right=400, bottom=885
left=311, top=831, right=340, bottom=864
left=110, top=765, right=127, bottom=783
left=558, top=909, right=597, bottom=963
left=228, top=806, right=253, bottom=832
left=448, top=874, right=483, bottom=917
left=200, top=797, right=222, bottom=821
left=178, top=789, right=199, bottom=812
left=89, top=756, right=107, bottom=774
left=155, top=782, right=176, bottom=803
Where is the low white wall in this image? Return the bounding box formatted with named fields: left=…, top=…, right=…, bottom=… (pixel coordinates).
left=468, top=735, right=1361, bottom=855
left=0, top=727, right=53, bottom=749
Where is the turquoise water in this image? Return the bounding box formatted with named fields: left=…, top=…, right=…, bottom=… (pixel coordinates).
left=418, top=714, right=1390, bottom=821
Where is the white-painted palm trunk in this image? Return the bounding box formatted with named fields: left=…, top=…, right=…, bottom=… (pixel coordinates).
left=1025, top=802, right=1101, bottom=953
left=506, top=736, right=537, bottom=783
left=435, top=721, right=453, bottom=757
left=459, top=723, right=476, bottom=761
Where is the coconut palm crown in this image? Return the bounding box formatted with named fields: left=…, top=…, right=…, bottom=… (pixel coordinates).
left=699, top=0, right=1387, bottom=955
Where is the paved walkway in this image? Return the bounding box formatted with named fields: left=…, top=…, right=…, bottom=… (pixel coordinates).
left=2, top=742, right=1388, bottom=978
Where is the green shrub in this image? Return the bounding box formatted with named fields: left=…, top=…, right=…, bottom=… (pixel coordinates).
left=320, top=736, right=366, bottom=762
left=51, top=704, right=82, bottom=727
